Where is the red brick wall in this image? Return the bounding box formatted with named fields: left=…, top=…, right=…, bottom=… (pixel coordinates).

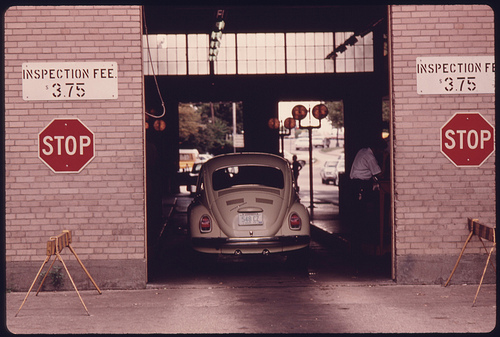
left=4, top=5, right=146, bottom=289
left=391, top=5, right=495, bottom=283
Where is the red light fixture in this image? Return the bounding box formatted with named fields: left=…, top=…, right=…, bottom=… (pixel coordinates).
left=268, top=117, right=280, bottom=130
left=292, top=105, right=308, bottom=121
left=283, top=117, right=296, bottom=129
left=312, top=104, right=329, bottom=120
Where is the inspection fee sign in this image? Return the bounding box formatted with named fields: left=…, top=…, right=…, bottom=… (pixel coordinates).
left=416, top=56, right=495, bottom=94
left=22, top=62, right=118, bottom=100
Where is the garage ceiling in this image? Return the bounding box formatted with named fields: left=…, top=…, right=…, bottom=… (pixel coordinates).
left=143, top=5, right=387, bottom=35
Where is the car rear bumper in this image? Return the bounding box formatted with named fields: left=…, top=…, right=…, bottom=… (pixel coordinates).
left=191, top=235, right=310, bottom=254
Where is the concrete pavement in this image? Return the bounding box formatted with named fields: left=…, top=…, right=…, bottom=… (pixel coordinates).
left=5, top=281, right=496, bottom=334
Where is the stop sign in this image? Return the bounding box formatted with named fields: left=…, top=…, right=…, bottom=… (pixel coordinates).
left=440, top=112, right=495, bottom=167
left=38, top=118, right=95, bottom=173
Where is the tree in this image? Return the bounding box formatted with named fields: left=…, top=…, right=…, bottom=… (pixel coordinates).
left=325, top=101, right=344, bottom=148
left=178, top=103, right=202, bottom=146
left=196, top=102, right=244, bottom=133
left=178, top=102, right=239, bottom=154
left=203, top=119, right=233, bottom=155
left=325, top=101, right=344, bottom=129
left=179, top=101, right=242, bottom=154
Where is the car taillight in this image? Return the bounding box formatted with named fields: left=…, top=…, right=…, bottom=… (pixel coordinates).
left=199, top=215, right=212, bottom=233
left=290, top=213, right=301, bottom=230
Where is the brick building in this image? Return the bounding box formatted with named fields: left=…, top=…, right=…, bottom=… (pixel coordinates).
left=4, top=4, right=495, bottom=289
left=4, top=6, right=146, bottom=289
left=390, top=5, right=495, bottom=283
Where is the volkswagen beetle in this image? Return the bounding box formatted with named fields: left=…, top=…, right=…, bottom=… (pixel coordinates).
left=188, top=152, right=310, bottom=257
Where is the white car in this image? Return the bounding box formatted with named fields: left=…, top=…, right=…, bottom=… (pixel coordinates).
left=295, top=136, right=326, bottom=150
left=188, top=152, right=310, bottom=258
left=320, top=161, right=338, bottom=185
left=335, top=158, right=345, bottom=185
left=320, top=155, right=345, bottom=185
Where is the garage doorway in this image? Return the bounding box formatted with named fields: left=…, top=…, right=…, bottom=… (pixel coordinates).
left=143, top=5, right=392, bottom=282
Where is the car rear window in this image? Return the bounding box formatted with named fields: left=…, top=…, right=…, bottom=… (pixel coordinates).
left=212, top=165, right=284, bottom=191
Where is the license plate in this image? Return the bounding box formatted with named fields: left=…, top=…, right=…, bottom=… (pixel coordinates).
left=238, top=212, right=263, bottom=226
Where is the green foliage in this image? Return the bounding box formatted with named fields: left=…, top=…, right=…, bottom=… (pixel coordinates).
left=325, top=101, right=344, bottom=129
left=179, top=102, right=242, bottom=154
left=178, top=103, right=202, bottom=143
left=202, top=119, right=233, bottom=154
left=196, top=102, right=244, bottom=133
left=39, top=265, right=65, bottom=290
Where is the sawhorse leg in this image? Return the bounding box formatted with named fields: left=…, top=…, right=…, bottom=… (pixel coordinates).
left=478, top=237, right=496, bottom=273
left=472, top=242, right=496, bottom=307
left=55, top=252, right=91, bottom=316
left=444, top=231, right=474, bottom=287
left=35, top=255, right=58, bottom=296
left=15, top=256, right=50, bottom=317
left=68, top=244, right=101, bottom=294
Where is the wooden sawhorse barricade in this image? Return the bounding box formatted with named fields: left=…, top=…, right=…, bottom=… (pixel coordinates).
left=15, top=230, right=101, bottom=316
left=444, top=218, right=496, bottom=306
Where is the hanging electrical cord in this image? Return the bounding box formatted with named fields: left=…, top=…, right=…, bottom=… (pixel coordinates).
left=142, top=8, right=166, bottom=119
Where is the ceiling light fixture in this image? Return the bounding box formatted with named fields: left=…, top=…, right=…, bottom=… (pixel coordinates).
left=209, top=10, right=225, bottom=63
left=325, top=17, right=384, bottom=60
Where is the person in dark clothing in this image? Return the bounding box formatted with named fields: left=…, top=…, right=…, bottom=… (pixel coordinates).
left=349, top=138, right=387, bottom=272
left=291, top=155, right=302, bottom=192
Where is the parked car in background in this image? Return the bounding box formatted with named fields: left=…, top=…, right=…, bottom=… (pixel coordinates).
left=188, top=152, right=310, bottom=260
left=179, top=149, right=200, bottom=171
left=320, top=161, right=337, bottom=185
left=198, top=153, right=213, bottom=162
left=186, top=161, right=204, bottom=193
left=186, top=153, right=213, bottom=193
left=325, top=128, right=345, bottom=148
left=320, top=154, right=345, bottom=185
left=333, top=156, right=345, bottom=185
left=180, top=152, right=213, bottom=192
left=295, top=135, right=325, bottom=150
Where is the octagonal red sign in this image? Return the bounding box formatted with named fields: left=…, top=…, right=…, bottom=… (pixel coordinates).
left=38, top=118, right=95, bottom=173
left=440, top=112, right=495, bottom=167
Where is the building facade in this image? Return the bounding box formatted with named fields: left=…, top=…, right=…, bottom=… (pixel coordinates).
left=391, top=4, right=495, bottom=283
left=4, top=4, right=495, bottom=289
left=4, top=5, right=146, bottom=290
